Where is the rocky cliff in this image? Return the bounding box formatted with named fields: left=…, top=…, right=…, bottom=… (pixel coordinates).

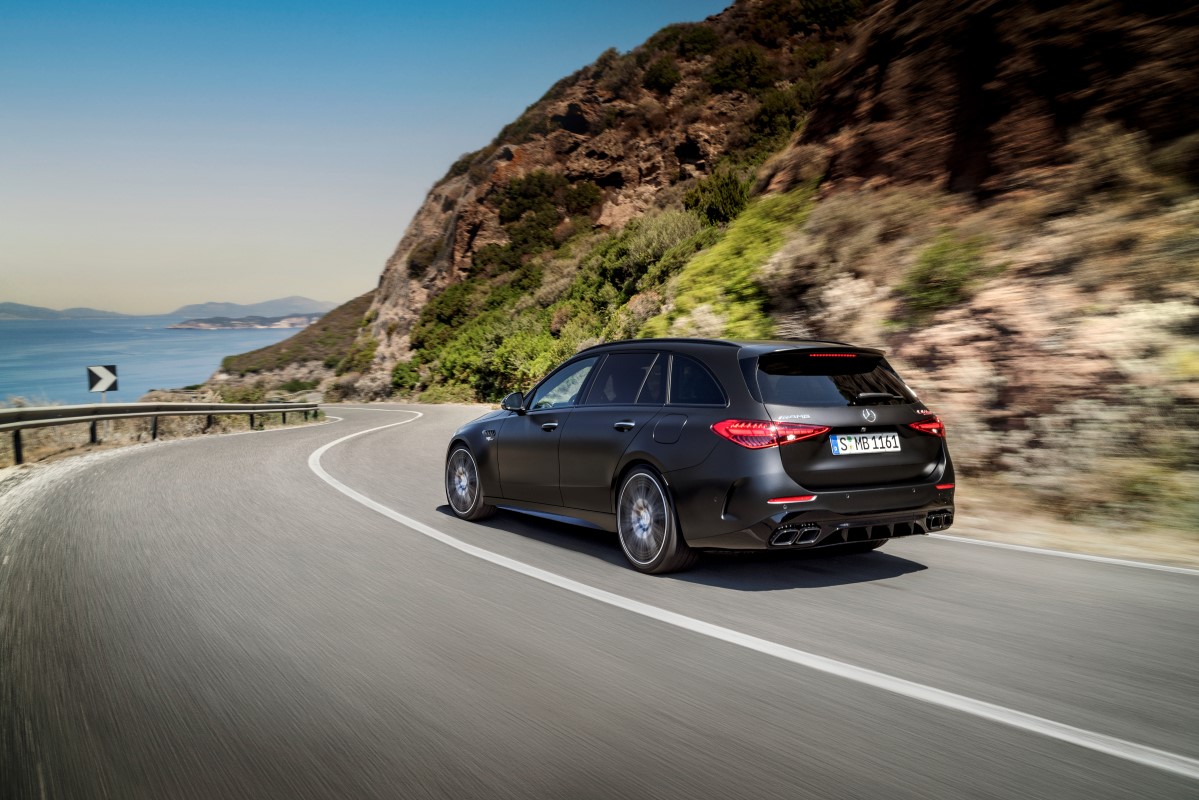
left=219, top=0, right=1197, bottom=531
left=350, top=0, right=865, bottom=397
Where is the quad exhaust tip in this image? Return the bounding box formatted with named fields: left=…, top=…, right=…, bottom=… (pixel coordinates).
left=926, top=511, right=954, bottom=531
left=769, top=525, right=822, bottom=547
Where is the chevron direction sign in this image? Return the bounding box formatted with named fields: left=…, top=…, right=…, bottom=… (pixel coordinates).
left=87, top=365, right=119, bottom=393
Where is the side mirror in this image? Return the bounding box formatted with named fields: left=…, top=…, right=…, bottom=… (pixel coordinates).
left=500, top=392, right=526, bottom=414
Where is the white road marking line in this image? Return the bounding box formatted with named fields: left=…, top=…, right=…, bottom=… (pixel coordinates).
left=308, top=417, right=1199, bottom=783
left=329, top=405, right=438, bottom=412
left=928, top=534, right=1199, bottom=577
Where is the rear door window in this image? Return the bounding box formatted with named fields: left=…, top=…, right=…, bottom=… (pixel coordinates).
left=636, top=356, right=666, bottom=405
left=583, top=353, right=658, bottom=405
left=755, top=351, right=917, bottom=407
left=669, top=355, right=726, bottom=406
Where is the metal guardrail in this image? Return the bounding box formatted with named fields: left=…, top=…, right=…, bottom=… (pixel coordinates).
left=1, top=402, right=319, bottom=465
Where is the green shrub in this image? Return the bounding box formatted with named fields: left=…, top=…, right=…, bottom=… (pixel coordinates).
left=800, top=0, right=862, bottom=31
left=410, top=280, right=484, bottom=350
left=220, top=384, right=266, bottom=404
left=650, top=23, right=721, bottom=58
left=564, top=181, right=603, bottom=216
left=642, top=187, right=815, bottom=339
left=442, top=151, right=479, bottom=182
left=335, top=336, right=378, bottom=375
left=751, top=87, right=804, bottom=139
left=598, top=53, right=641, bottom=99
left=391, top=361, right=422, bottom=393
left=677, top=24, right=721, bottom=57
left=684, top=168, right=752, bottom=225
left=407, top=239, right=440, bottom=278
left=418, top=383, right=478, bottom=404
left=497, top=170, right=568, bottom=224
left=705, top=44, right=777, bottom=95
left=495, top=108, right=551, bottom=146
left=898, top=230, right=987, bottom=320
left=642, top=56, right=681, bottom=94
left=279, top=379, right=319, bottom=393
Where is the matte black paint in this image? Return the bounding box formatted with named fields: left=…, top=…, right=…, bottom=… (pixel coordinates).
left=446, top=338, right=955, bottom=552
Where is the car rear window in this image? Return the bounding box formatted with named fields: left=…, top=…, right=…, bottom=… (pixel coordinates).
left=754, top=351, right=917, bottom=407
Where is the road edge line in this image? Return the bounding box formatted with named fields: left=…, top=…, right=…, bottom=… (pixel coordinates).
left=928, top=534, right=1199, bottom=576
left=309, top=418, right=1199, bottom=783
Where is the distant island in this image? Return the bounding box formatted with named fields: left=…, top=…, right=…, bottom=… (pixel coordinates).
left=168, top=314, right=323, bottom=330
left=0, top=302, right=130, bottom=320
left=168, top=296, right=336, bottom=318
left=1, top=295, right=337, bottom=321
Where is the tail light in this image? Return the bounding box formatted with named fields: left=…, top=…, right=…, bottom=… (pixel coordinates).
left=909, top=416, right=946, bottom=438
left=711, top=419, right=830, bottom=449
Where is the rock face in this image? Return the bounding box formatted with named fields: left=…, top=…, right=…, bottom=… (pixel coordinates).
left=761, top=0, right=1199, bottom=197
left=747, top=0, right=1199, bottom=527
left=359, top=91, right=739, bottom=396
left=350, top=0, right=860, bottom=397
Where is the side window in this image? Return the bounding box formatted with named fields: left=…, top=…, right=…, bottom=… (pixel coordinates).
left=529, top=357, right=598, bottom=410
left=669, top=354, right=726, bottom=406
left=583, top=353, right=657, bottom=405
left=636, top=355, right=665, bottom=405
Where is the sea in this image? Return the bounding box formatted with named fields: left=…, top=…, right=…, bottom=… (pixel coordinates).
left=0, top=316, right=299, bottom=407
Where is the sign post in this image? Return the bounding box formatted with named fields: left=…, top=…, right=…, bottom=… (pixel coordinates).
left=87, top=365, right=118, bottom=402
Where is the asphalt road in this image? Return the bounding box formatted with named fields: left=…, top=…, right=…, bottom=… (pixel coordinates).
left=1, top=404, right=1196, bottom=799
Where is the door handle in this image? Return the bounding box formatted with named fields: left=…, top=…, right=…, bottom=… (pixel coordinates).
left=541, top=422, right=559, bottom=432
left=613, top=420, right=636, bottom=431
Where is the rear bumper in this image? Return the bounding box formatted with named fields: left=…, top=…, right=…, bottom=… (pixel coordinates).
left=686, top=503, right=954, bottom=550
left=665, top=453, right=955, bottom=550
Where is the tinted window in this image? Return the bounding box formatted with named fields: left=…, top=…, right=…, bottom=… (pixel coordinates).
left=755, top=351, right=918, bottom=407
left=584, top=353, right=658, bottom=405
left=669, top=355, right=726, bottom=406
left=636, top=356, right=665, bottom=405
left=529, top=357, right=598, bottom=410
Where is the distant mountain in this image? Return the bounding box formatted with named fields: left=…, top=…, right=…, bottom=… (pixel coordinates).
left=169, top=296, right=336, bottom=318
left=167, top=314, right=323, bottom=330
left=0, top=302, right=129, bottom=320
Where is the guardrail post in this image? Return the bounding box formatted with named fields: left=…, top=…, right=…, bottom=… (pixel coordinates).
left=90, top=420, right=98, bottom=444
left=204, top=415, right=213, bottom=431
left=281, top=411, right=287, bottom=425
left=249, top=413, right=256, bottom=430
left=12, top=430, right=22, bottom=465
left=151, top=417, right=158, bottom=440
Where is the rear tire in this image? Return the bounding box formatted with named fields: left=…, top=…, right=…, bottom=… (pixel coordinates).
left=616, top=467, right=697, bottom=574
left=445, top=446, right=496, bottom=521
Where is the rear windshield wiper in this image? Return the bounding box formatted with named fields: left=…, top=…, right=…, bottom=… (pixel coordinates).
left=853, top=392, right=903, bottom=405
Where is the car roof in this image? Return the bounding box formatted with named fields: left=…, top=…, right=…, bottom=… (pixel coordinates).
left=575, top=337, right=883, bottom=358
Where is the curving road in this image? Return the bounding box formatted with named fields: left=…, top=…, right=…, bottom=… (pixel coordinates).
left=1, top=405, right=1197, bottom=799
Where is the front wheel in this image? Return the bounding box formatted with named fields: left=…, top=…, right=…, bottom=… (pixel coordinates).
left=445, top=446, right=496, bottom=521
left=616, top=467, right=697, bottom=574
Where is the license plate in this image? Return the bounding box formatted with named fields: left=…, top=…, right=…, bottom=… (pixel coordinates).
left=830, top=432, right=901, bottom=456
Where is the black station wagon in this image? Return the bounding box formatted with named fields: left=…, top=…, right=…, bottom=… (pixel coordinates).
left=445, top=338, right=955, bottom=573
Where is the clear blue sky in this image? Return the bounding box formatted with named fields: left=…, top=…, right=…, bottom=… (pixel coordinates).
left=0, top=0, right=730, bottom=314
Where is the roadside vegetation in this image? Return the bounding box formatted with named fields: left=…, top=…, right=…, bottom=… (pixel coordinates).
left=220, top=291, right=375, bottom=376
left=213, top=1, right=1196, bottom=542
